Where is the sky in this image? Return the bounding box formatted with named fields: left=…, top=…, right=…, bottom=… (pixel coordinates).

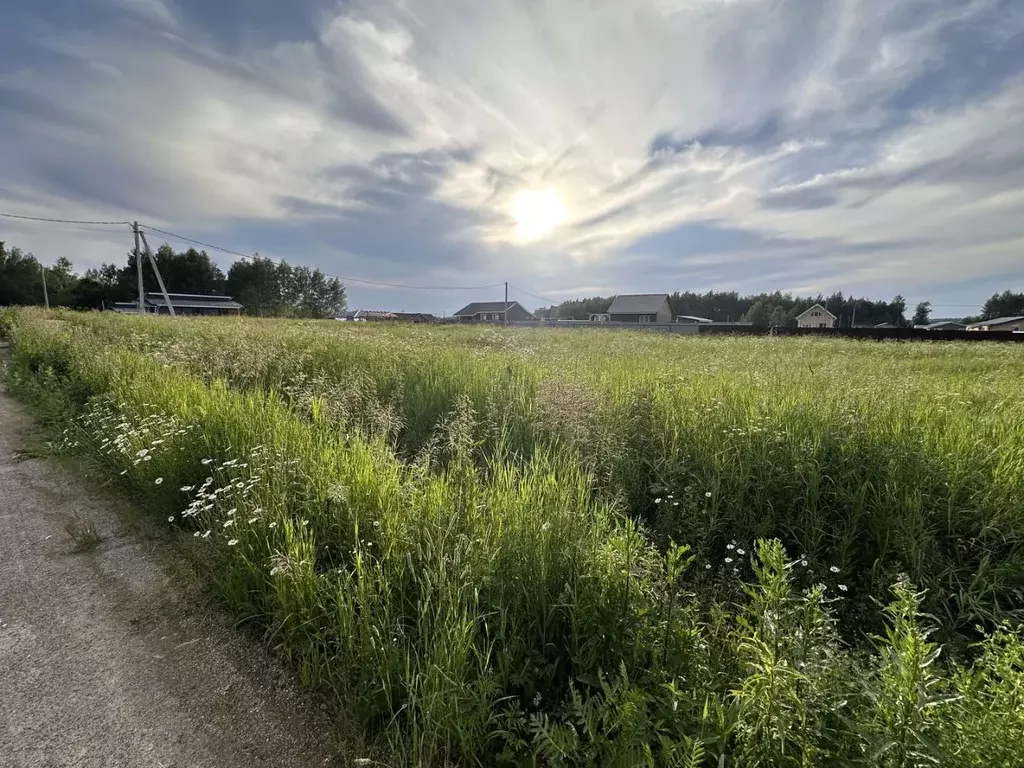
left=1, top=0, right=1022, bottom=315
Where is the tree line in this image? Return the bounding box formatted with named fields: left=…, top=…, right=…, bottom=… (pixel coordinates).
left=0, top=240, right=347, bottom=318
left=536, top=290, right=1024, bottom=327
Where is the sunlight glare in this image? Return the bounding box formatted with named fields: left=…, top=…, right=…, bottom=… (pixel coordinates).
left=510, top=189, right=569, bottom=242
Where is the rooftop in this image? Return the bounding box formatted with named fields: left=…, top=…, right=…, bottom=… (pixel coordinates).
left=608, top=294, right=670, bottom=314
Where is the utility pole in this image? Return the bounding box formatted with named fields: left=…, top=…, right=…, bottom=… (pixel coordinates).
left=504, top=281, right=508, bottom=327
left=852, top=305, right=857, bottom=328
left=41, top=265, right=50, bottom=309
left=138, top=230, right=175, bottom=317
left=133, top=222, right=144, bottom=313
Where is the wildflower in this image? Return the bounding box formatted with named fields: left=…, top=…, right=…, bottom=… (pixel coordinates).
left=180, top=485, right=194, bottom=492
left=724, top=557, right=733, bottom=564
left=655, top=497, right=662, bottom=504
left=154, top=477, right=163, bottom=485
left=726, top=543, right=735, bottom=550
left=193, top=531, right=201, bottom=537
left=227, top=539, right=239, bottom=546
left=736, top=548, right=746, bottom=555
left=801, top=560, right=808, bottom=567
left=247, top=517, right=258, bottom=524
left=837, top=584, right=848, bottom=592
left=120, top=469, right=129, bottom=476
left=201, top=458, right=212, bottom=465
left=202, top=530, right=211, bottom=539
left=705, top=563, right=711, bottom=570
left=136, top=449, right=149, bottom=458
left=705, top=491, right=713, bottom=498
left=167, top=515, right=174, bottom=522
left=830, top=566, right=841, bottom=573
left=268, top=522, right=277, bottom=529
left=223, top=520, right=234, bottom=528
left=143, top=455, right=152, bottom=462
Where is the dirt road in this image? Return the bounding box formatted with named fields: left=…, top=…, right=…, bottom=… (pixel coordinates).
left=0, top=389, right=345, bottom=767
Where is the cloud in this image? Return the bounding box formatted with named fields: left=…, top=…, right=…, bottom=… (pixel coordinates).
left=0, top=0, right=1022, bottom=313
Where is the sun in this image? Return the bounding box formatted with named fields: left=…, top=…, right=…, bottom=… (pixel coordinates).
left=509, top=189, right=568, bottom=242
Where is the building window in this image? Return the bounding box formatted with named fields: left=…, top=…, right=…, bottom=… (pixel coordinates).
left=818, top=322, right=826, bottom=328
left=639, top=315, right=650, bottom=324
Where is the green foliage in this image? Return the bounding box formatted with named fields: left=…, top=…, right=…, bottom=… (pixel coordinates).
left=538, top=289, right=919, bottom=326
left=980, top=290, right=1024, bottom=321
left=5, top=308, right=1024, bottom=765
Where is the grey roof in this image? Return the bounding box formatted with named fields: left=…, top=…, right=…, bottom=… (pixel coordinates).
left=676, top=315, right=713, bottom=323
left=923, top=320, right=966, bottom=329
left=145, top=292, right=243, bottom=309
left=452, top=301, right=520, bottom=316
left=796, top=303, right=837, bottom=319
left=607, top=294, right=670, bottom=314
left=966, top=316, right=1024, bottom=329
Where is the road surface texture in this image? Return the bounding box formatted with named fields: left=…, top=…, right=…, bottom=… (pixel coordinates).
left=0, top=385, right=349, bottom=767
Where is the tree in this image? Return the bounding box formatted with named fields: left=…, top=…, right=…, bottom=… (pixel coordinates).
left=980, top=291, right=1024, bottom=320
left=912, top=301, right=932, bottom=326
left=743, top=300, right=770, bottom=326
left=0, top=242, right=44, bottom=306
left=890, top=295, right=908, bottom=327
left=768, top=306, right=790, bottom=327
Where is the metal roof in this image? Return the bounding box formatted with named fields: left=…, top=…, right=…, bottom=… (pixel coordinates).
left=452, top=301, right=519, bottom=316
left=676, top=315, right=713, bottom=323
left=923, top=320, right=966, bottom=329
left=967, top=316, right=1024, bottom=328
left=607, top=294, right=670, bottom=314
left=145, top=293, right=243, bottom=309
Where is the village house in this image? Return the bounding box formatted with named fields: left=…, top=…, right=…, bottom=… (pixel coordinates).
left=452, top=301, right=535, bottom=322
left=113, top=292, right=243, bottom=316
left=796, top=304, right=837, bottom=328
left=966, top=316, right=1024, bottom=332
left=606, top=294, right=672, bottom=324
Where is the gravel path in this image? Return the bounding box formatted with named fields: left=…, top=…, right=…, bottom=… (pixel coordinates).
left=0, top=388, right=347, bottom=768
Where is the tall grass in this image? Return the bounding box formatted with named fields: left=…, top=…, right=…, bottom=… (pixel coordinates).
left=5, top=307, right=1024, bottom=765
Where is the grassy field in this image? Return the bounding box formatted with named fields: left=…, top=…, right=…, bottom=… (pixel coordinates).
left=4, top=308, right=1024, bottom=766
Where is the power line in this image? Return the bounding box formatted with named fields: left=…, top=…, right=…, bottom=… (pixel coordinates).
left=0, top=211, right=133, bottom=226
left=325, top=275, right=504, bottom=291
left=509, top=284, right=559, bottom=304
left=140, top=225, right=253, bottom=259
left=143, top=224, right=503, bottom=291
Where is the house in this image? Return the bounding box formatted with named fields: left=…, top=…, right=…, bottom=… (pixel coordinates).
left=796, top=304, right=837, bottom=328
left=339, top=310, right=397, bottom=321
left=113, top=292, right=243, bottom=316
left=606, top=294, right=672, bottom=324
left=589, top=313, right=611, bottom=323
left=451, top=301, right=535, bottom=322
left=675, top=315, right=713, bottom=325
left=966, top=316, right=1024, bottom=332
left=393, top=312, right=437, bottom=323
left=919, top=320, right=966, bottom=331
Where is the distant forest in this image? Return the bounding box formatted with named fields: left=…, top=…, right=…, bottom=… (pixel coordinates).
left=536, top=291, right=1024, bottom=327
left=0, top=240, right=347, bottom=319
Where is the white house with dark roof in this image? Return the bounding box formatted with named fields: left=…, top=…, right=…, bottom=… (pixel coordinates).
left=796, top=303, right=837, bottom=328
left=606, top=294, right=672, bottom=324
